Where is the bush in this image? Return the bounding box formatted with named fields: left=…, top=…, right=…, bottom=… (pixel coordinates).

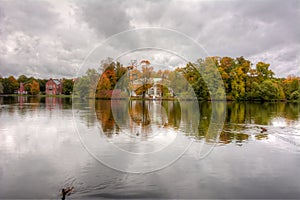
left=291, top=91, right=300, bottom=100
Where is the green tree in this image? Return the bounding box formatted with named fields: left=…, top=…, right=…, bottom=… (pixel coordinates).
left=17, top=75, right=29, bottom=83
left=256, top=62, right=274, bottom=82
left=236, top=56, right=251, bottom=74
left=259, top=80, right=279, bottom=101
left=276, top=82, right=286, bottom=100
left=200, top=57, right=225, bottom=100
left=74, top=76, right=90, bottom=99
left=168, top=69, right=188, bottom=96
left=2, top=76, right=19, bottom=94
left=62, top=79, right=74, bottom=95
left=0, top=82, right=3, bottom=94
left=291, top=91, right=300, bottom=100
left=282, top=76, right=300, bottom=100
left=73, top=69, right=99, bottom=99
left=115, top=62, right=127, bottom=82
left=37, top=79, right=47, bottom=93
left=290, top=78, right=300, bottom=92
left=180, top=62, right=209, bottom=100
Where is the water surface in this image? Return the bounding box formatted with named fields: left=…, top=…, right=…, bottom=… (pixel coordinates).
left=0, top=96, right=300, bottom=198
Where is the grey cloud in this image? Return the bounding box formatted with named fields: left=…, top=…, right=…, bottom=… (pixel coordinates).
left=0, top=1, right=60, bottom=37
left=0, top=0, right=99, bottom=78
left=75, top=0, right=132, bottom=37
left=124, top=0, right=299, bottom=76
left=0, top=0, right=299, bottom=78
left=249, top=43, right=300, bottom=77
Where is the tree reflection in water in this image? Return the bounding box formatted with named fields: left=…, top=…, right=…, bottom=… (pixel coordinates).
left=93, top=100, right=300, bottom=146
left=95, top=100, right=182, bottom=139
left=129, top=100, right=151, bottom=126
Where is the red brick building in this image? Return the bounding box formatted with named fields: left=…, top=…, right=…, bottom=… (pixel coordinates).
left=17, top=83, right=27, bottom=94
left=45, top=79, right=62, bottom=95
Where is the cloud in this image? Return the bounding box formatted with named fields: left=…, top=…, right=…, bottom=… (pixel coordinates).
left=0, top=1, right=59, bottom=37
left=0, top=0, right=299, bottom=78
left=249, top=44, right=300, bottom=77
left=125, top=0, right=300, bottom=76
left=0, top=0, right=98, bottom=78
left=75, top=0, right=133, bottom=37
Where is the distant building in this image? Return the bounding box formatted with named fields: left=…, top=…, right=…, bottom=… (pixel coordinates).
left=148, top=78, right=163, bottom=98
left=45, top=78, right=62, bottom=95
left=18, top=83, right=27, bottom=94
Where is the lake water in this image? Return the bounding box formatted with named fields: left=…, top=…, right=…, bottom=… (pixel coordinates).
left=0, top=96, right=300, bottom=199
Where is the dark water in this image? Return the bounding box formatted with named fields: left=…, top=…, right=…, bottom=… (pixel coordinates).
left=0, top=96, right=300, bottom=199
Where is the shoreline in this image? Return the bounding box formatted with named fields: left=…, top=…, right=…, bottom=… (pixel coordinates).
left=0, top=94, right=299, bottom=102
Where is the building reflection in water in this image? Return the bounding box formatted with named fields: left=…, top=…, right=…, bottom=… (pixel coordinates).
left=18, top=96, right=28, bottom=109
left=17, top=96, right=40, bottom=112
left=45, top=97, right=62, bottom=110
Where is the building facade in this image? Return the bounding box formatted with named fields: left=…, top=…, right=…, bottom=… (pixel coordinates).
left=45, top=79, right=62, bottom=95
left=17, top=83, right=27, bottom=94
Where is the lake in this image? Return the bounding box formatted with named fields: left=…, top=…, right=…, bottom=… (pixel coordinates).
left=0, top=96, right=300, bottom=199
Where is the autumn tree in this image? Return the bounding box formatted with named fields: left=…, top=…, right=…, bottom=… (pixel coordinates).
left=139, top=60, right=153, bottom=98
left=96, top=59, right=120, bottom=98
left=218, top=57, right=234, bottom=94
left=282, top=75, right=300, bottom=100
left=230, top=66, right=246, bottom=100
left=29, top=80, right=40, bottom=95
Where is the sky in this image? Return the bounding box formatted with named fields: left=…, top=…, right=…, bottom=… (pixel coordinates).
left=0, top=0, right=299, bottom=78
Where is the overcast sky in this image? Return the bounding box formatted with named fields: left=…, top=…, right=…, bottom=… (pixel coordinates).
left=0, top=0, right=299, bottom=78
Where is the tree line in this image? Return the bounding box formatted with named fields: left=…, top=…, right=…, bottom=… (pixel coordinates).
left=179, top=56, right=299, bottom=101
left=74, top=56, right=300, bottom=101
left=0, top=75, right=74, bottom=95
left=1, top=56, right=299, bottom=101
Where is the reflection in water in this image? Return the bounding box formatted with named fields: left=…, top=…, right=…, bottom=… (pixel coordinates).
left=255, top=133, right=268, bottom=140
left=93, top=100, right=300, bottom=146
left=0, top=96, right=72, bottom=114
left=129, top=101, right=151, bottom=126
left=46, top=97, right=62, bottom=110
left=95, top=100, right=116, bottom=135
left=0, top=96, right=300, bottom=199
left=1, top=97, right=300, bottom=146
left=1, top=96, right=300, bottom=198
left=95, top=100, right=182, bottom=139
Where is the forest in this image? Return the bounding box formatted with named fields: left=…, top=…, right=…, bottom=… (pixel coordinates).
left=0, top=75, right=74, bottom=95
left=74, top=56, right=300, bottom=101
left=1, top=56, right=300, bottom=101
